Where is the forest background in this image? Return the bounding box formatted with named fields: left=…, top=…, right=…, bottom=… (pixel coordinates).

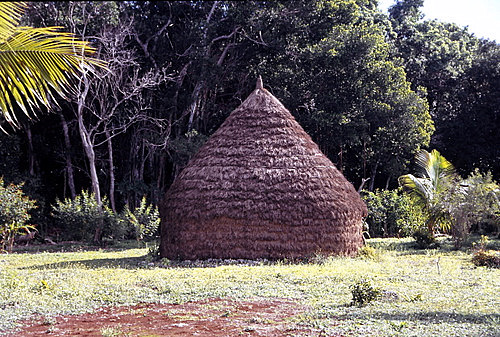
left=0, top=0, right=498, bottom=243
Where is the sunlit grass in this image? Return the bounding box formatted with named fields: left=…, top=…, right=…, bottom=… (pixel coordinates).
left=0, top=237, right=498, bottom=336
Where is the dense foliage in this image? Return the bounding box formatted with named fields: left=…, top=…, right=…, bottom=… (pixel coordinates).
left=52, top=191, right=124, bottom=242
left=362, top=188, right=423, bottom=237
left=443, top=170, right=500, bottom=247
left=399, top=150, right=499, bottom=247
left=0, top=178, right=37, bottom=252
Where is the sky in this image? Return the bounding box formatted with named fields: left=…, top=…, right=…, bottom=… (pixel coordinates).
left=378, top=0, right=500, bottom=42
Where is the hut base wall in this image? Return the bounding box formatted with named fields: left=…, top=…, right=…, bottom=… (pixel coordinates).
left=160, top=217, right=363, bottom=260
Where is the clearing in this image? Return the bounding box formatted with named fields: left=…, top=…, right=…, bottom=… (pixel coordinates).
left=0, top=237, right=499, bottom=336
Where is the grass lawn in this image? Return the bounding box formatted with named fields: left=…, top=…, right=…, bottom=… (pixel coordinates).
left=0, top=237, right=499, bottom=336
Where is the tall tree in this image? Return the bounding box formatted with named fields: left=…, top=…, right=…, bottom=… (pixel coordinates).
left=388, top=0, right=499, bottom=178
left=436, top=42, right=500, bottom=177
left=245, top=0, right=433, bottom=188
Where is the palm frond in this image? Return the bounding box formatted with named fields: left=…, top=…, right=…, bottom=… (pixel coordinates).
left=0, top=2, right=25, bottom=43
left=0, top=5, right=106, bottom=127
left=414, top=149, right=455, bottom=189
left=398, top=174, right=433, bottom=208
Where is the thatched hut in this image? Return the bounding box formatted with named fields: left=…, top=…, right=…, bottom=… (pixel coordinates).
left=160, top=78, right=367, bottom=260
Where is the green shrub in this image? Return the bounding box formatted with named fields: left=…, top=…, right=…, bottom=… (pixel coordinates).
left=52, top=191, right=124, bottom=242
left=350, top=279, right=382, bottom=306
left=444, top=170, right=500, bottom=248
left=0, top=178, right=37, bottom=252
left=357, top=245, right=380, bottom=260
left=362, top=188, right=424, bottom=237
left=412, top=228, right=439, bottom=249
left=122, top=196, right=160, bottom=241
left=471, top=250, right=500, bottom=268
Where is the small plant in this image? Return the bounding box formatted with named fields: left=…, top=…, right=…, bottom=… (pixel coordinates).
left=122, top=196, right=160, bottom=241
left=42, top=317, right=57, bottom=326
left=100, top=325, right=131, bottom=337
left=350, top=279, right=382, bottom=306
left=412, top=228, right=439, bottom=249
left=0, top=178, right=37, bottom=252
left=471, top=250, right=500, bottom=268
left=146, top=241, right=161, bottom=261
left=471, top=236, right=499, bottom=268
left=357, top=245, right=380, bottom=260
left=472, top=235, right=490, bottom=252
left=407, top=293, right=422, bottom=302
left=389, top=320, right=409, bottom=332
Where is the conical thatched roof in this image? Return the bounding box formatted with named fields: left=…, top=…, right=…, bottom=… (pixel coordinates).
left=160, top=78, right=367, bottom=260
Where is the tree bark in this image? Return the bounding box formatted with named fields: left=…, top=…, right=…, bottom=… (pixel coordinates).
left=76, top=75, right=103, bottom=243
left=357, top=178, right=370, bottom=193
left=369, top=160, right=379, bottom=191
left=105, top=130, right=116, bottom=212
left=25, top=124, right=36, bottom=176
left=385, top=175, right=391, bottom=190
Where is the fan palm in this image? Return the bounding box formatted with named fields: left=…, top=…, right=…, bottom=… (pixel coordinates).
left=398, top=149, right=456, bottom=235
left=0, top=2, right=105, bottom=128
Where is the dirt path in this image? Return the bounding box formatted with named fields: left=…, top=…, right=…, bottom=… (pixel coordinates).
left=13, top=298, right=326, bottom=336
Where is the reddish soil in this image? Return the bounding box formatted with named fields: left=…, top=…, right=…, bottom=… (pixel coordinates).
left=12, top=298, right=325, bottom=336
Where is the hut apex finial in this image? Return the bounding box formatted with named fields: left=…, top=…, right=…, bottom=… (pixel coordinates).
left=256, top=76, right=263, bottom=90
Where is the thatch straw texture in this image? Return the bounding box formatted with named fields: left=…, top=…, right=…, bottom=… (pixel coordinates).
left=160, top=80, right=367, bottom=260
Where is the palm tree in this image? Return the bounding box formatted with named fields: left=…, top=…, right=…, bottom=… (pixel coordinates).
left=0, top=2, right=105, bottom=128
left=398, top=149, right=456, bottom=235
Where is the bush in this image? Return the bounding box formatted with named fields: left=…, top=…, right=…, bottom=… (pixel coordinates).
left=444, top=170, right=500, bottom=248
left=122, top=196, right=160, bottom=241
left=412, top=228, right=439, bottom=249
left=472, top=250, right=500, bottom=268
left=357, top=245, right=380, bottom=260
left=350, top=279, right=381, bottom=306
left=52, top=191, right=124, bottom=242
left=0, top=178, right=37, bottom=252
left=362, top=189, right=424, bottom=237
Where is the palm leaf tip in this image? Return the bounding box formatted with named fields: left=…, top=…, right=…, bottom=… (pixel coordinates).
left=0, top=2, right=27, bottom=43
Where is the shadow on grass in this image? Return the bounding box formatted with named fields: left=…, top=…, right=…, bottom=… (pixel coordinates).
left=12, top=240, right=147, bottom=254
left=22, top=255, right=149, bottom=270
left=367, top=235, right=500, bottom=254
left=335, top=311, right=500, bottom=325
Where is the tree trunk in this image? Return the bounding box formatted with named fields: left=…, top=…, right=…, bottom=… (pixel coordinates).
left=25, top=124, right=35, bottom=176
left=105, top=130, right=116, bottom=213
left=187, top=81, right=204, bottom=131
left=385, top=175, right=391, bottom=190
left=76, top=76, right=103, bottom=243
left=357, top=178, right=370, bottom=193
left=369, top=160, right=379, bottom=191
left=59, top=112, right=76, bottom=199
left=156, top=153, right=166, bottom=200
